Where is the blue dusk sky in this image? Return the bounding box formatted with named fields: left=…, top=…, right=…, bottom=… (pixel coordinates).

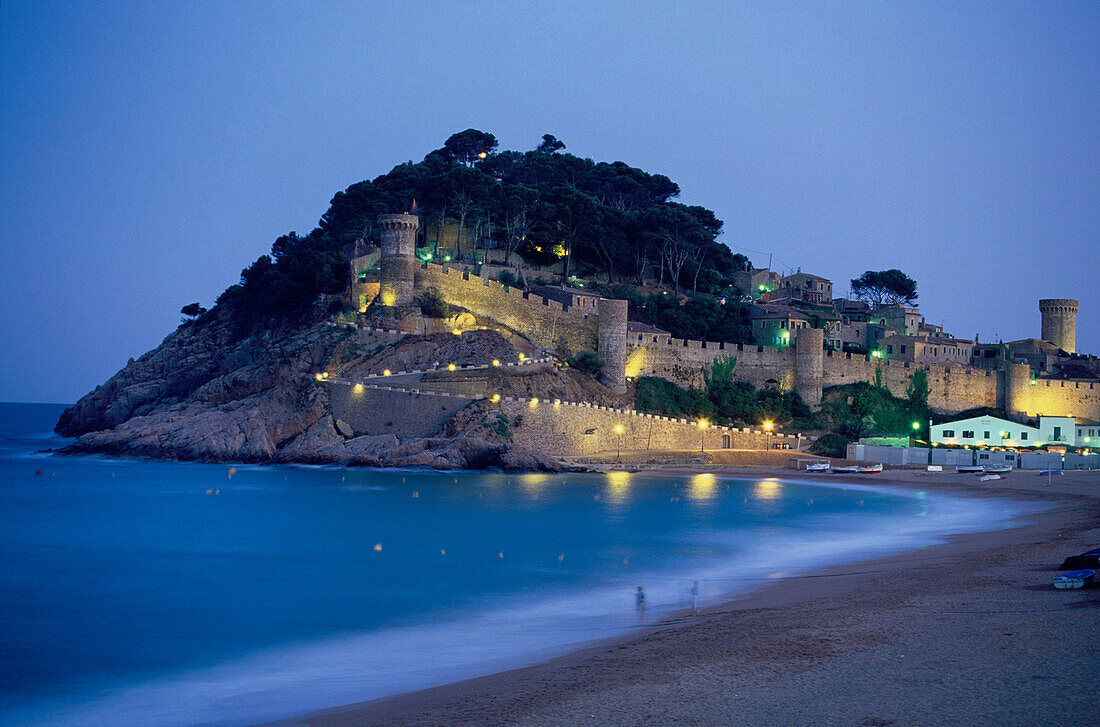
left=1, top=1, right=1097, bottom=404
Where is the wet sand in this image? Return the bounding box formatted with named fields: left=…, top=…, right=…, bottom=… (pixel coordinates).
left=280, top=468, right=1100, bottom=727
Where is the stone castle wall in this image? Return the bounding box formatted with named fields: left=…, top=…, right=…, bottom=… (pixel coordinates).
left=369, top=215, right=1097, bottom=424
left=418, top=264, right=599, bottom=356
left=500, top=398, right=783, bottom=455
left=327, top=379, right=792, bottom=456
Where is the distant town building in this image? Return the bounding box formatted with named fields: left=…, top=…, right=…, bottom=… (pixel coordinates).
left=528, top=285, right=601, bottom=312
left=833, top=297, right=872, bottom=323
left=879, top=334, right=974, bottom=365
left=750, top=304, right=811, bottom=347
left=627, top=320, right=671, bottom=345
left=750, top=304, right=840, bottom=349
left=870, top=304, right=921, bottom=337
left=765, top=270, right=833, bottom=306
left=732, top=268, right=782, bottom=299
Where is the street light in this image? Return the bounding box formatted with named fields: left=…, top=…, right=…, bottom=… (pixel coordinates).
left=698, top=420, right=708, bottom=452
left=615, top=424, right=624, bottom=462
left=763, top=420, right=774, bottom=451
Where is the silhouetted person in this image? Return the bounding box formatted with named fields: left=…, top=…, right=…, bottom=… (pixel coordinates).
left=635, top=586, right=646, bottom=623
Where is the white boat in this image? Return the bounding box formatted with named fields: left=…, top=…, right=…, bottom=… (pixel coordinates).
left=956, top=465, right=984, bottom=474
left=985, top=465, right=1013, bottom=475
left=804, top=462, right=831, bottom=473
left=978, top=474, right=1003, bottom=482
left=855, top=463, right=884, bottom=474
left=831, top=465, right=860, bottom=474
left=1053, top=569, right=1095, bottom=590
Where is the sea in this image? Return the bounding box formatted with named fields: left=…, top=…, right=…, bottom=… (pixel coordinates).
left=0, top=402, right=1037, bottom=727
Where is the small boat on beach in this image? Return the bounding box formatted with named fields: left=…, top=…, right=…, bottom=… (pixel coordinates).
left=855, top=463, right=884, bottom=474
left=956, top=465, right=984, bottom=474
left=978, top=474, right=1003, bottom=482
left=1037, top=470, right=1063, bottom=477
left=831, top=466, right=860, bottom=474
left=984, top=466, right=1013, bottom=475
left=1052, top=569, right=1095, bottom=590
left=804, top=462, right=830, bottom=473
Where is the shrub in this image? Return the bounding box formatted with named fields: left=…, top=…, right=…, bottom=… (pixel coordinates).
left=418, top=287, right=450, bottom=318
left=567, top=351, right=602, bottom=377
left=811, top=432, right=850, bottom=458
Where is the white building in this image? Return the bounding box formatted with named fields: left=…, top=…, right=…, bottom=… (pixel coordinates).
left=931, top=415, right=1039, bottom=448
left=931, top=414, right=1085, bottom=448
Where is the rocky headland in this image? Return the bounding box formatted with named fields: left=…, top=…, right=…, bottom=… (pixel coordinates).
left=56, top=305, right=617, bottom=471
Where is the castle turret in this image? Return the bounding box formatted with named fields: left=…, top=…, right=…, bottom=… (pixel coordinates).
left=597, top=298, right=628, bottom=394
left=794, top=327, right=824, bottom=406
left=1003, top=360, right=1031, bottom=418
left=378, top=213, right=419, bottom=307
left=1039, top=298, right=1077, bottom=353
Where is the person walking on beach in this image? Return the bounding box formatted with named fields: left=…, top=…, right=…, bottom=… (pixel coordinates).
left=690, top=580, right=699, bottom=617
left=635, top=586, right=646, bottom=623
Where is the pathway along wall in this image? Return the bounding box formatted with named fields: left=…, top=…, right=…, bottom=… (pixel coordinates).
left=328, top=380, right=789, bottom=457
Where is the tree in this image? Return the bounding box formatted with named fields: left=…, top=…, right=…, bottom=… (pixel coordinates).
left=440, top=129, right=498, bottom=167
left=536, top=134, right=565, bottom=154
left=850, top=269, right=918, bottom=306
left=180, top=302, right=207, bottom=320
left=906, top=369, right=930, bottom=408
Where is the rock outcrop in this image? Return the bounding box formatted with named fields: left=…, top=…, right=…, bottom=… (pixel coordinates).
left=56, top=307, right=575, bottom=470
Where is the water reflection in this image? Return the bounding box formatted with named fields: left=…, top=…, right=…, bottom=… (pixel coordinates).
left=754, top=478, right=782, bottom=501
left=688, top=473, right=717, bottom=501
left=518, top=473, right=550, bottom=497
left=605, top=471, right=632, bottom=505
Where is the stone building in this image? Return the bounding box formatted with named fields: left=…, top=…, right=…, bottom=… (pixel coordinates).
left=879, top=334, right=974, bottom=365
left=765, top=270, right=833, bottom=305
left=528, top=285, right=601, bottom=312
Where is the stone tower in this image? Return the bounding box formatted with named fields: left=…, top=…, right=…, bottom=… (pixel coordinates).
left=1002, top=360, right=1031, bottom=417
left=378, top=213, right=419, bottom=307
left=597, top=298, right=629, bottom=394
left=794, top=327, right=824, bottom=406
left=1039, top=299, right=1077, bottom=353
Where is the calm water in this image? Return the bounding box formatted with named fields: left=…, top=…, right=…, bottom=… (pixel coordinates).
left=0, top=402, right=1030, bottom=726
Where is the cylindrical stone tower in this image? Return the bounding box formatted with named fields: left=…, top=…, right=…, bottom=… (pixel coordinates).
left=1002, top=361, right=1031, bottom=417
left=794, top=327, right=824, bottom=406
left=377, top=213, right=419, bottom=307
left=1039, top=299, right=1078, bottom=353
left=597, top=298, right=629, bottom=394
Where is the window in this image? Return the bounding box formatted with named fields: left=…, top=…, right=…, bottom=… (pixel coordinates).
left=979, top=454, right=989, bottom=460
left=962, top=430, right=974, bottom=439
left=943, top=429, right=956, bottom=438
left=1053, top=426, right=1062, bottom=441
left=1020, top=432, right=1028, bottom=441
left=900, top=345, right=907, bottom=354
left=983, top=431, right=990, bottom=439
left=887, top=345, right=893, bottom=354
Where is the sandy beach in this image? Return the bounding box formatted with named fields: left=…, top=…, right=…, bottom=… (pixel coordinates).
left=281, top=468, right=1100, bottom=727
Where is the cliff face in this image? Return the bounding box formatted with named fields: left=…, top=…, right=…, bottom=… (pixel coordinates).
left=56, top=309, right=568, bottom=470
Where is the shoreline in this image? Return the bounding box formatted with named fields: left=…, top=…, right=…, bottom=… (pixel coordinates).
left=275, top=467, right=1100, bottom=727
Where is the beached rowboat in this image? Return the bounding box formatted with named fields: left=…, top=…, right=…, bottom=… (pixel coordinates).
left=804, top=462, right=830, bottom=473
left=855, top=464, right=884, bottom=474
left=956, top=465, right=984, bottom=474
left=1037, top=470, right=1063, bottom=477
left=978, top=474, right=1003, bottom=482
left=1052, top=569, right=1095, bottom=589
left=984, top=466, right=1013, bottom=475
left=831, top=466, right=859, bottom=474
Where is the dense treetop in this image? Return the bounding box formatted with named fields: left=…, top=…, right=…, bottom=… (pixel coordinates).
left=218, top=130, right=748, bottom=319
